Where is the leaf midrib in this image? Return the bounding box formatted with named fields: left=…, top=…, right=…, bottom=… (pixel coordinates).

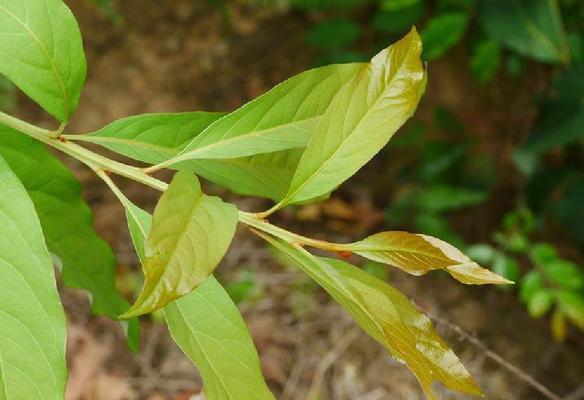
left=0, top=3, right=70, bottom=117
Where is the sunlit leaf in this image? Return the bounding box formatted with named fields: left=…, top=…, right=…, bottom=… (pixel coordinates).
left=122, top=172, right=238, bottom=317
left=0, top=0, right=87, bottom=121
left=172, top=63, right=362, bottom=162
left=0, top=155, right=67, bottom=399
left=123, top=203, right=274, bottom=400
left=79, top=112, right=226, bottom=164
left=527, top=289, right=553, bottom=318
left=261, top=233, right=482, bottom=400
left=0, top=126, right=140, bottom=350
left=556, top=291, right=584, bottom=330
left=478, top=0, right=571, bottom=64
left=345, top=231, right=511, bottom=284
left=282, top=28, right=426, bottom=205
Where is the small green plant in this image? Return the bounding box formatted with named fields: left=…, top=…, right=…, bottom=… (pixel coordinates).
left=468, top=207, right=584, bottom=340
left=0, top=1, right=511, bottom=399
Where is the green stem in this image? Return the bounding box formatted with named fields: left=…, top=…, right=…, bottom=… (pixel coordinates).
left=0, top=111, right=337, bottom=249
left=238, top=211, right=349, bottom=252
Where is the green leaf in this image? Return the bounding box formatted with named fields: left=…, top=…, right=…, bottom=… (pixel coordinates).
left=282, top=28, right=426, bottom=205
left=123, top=202, right=274, bottom=400
left=76, top=111, right=302, bottom=201
left=492, top=253, right=521, bottom=284
left=470, top=38, right=502, bottom=83
left=307, top=19, right=361, bottom=50
left=0, top=155, right=67, bottom=399
left=0, top=126, right=140, bottom=350
left=345, top=231, right=511, bottom=284
left=0, top=0, right=87, bottom=122
left=556, top=291, right=584, bottom=330
left=465, top=244, right=497, bottom=265
left=478, top=0, right=571, bottom=63
left=122, top=172, right=238, bottom=317
left=80, top=112, right=227, bottom=164
left=541, top=260, right=584, bottom=290
left=421, top=12, right=469, bottom=60
left=165, top=278, right=275, bottom=400
left=520, top=270, right=544, bottom=303
left=172, top=63, right=363, bottom=162
left=261, top=233, right=482, bottom=400
left=527, top=289, right=554, bottom=317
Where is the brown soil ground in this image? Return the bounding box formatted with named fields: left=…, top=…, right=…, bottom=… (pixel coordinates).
left=11, top=1, right=584, bottom=399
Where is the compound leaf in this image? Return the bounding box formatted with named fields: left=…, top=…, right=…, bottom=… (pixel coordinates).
left=282, top=28, right=426, bottom=205
left=262, top=233, right=482, bottom=400
left=0, top=0, right=86, bottom=122
left=123, top=202, right=274, bottom=400
left=345, top=231, right=511, bottom=284
left=122, top=172, right=238, bottom=317
left=0, top=127, right=140, bottom=350
left=171, top=63, right=363, bottom=162
left=0, top=155, right=67, bottom=399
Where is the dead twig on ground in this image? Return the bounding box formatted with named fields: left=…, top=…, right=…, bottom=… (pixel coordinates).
left=431, top=315, right=562, bottom=400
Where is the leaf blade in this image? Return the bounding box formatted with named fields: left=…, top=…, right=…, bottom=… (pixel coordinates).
left=0, top=155, right=67, bottom=399
left=122, top=172, right=238, bottom=317
left=0, top=126, right=140, bottom=350
left=347, top=231, right=511, bottom=284
left=0, top=0, right=87, bottom=121
left=261, top=233, right=482, bottom=400
left=282, top=27, right=426, bottom=205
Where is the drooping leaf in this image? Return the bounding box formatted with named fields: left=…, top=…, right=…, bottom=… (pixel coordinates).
left=478, top=0, right=571, bottom=64
left=0, top=126, right=140, bottom=350
left=344, top=231, right=511, bottom=284
left=421, top=12, right=469, bottom=60
left=123, top=202, right=274, bottom=400
left=281, top=28, right=426, bottom=205
left=0, top=0, right=87, bottom=122
left=165, top=280, right=275, bottom=400
left=122, top=171, right=238, bottom=317
left=0, top=155, right=67, bottom=399
left=557, top=291, right=584, bottom=330
left=261, top=233, right=482, bottom=400
left=527, top=289, right=554, bottom=318
left=171, top=63, right=363, bottom=162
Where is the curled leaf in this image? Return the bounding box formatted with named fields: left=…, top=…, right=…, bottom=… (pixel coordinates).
left=346, top=231, right=512, bottom=284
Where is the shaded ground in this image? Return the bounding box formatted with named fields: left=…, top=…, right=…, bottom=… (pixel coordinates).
left=12, top=1, right=584, bottom=399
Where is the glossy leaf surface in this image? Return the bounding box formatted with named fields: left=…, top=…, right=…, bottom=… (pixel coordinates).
left=0, top=0, right=86, bottom=121
left=347, top=231, right=511, bottom=284
left=282, top=28, right=426, bottom=205
left=173, top=63, right=363, bottom=162
left=123, top=204, right=274, bottom=400
left=262, top=233, right=482, bottom=400
left=0, top=155, right=67, bottom=399
left=0, top=127, right=140, bottom=350
left=122, top=172, right=238, bottom=317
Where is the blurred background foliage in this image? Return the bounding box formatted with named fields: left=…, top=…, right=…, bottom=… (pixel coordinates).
left=6, top=0, right=582, bottom=340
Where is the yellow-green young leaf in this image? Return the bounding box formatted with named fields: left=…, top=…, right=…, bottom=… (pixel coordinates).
left=282, top=28, right=426, bottom=205
left=122, top=204, right=274, bottom=400
left=0, top=0, right=87, bottom=122
left=261, top=234, right=481, bottom=400
left=346, top=231, right=512, bottom=285
left=171, top=63, right=363, bottom=163
left=0, top=155, right=67, bottom=399
left=121, top=172, right=238, bottom=317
